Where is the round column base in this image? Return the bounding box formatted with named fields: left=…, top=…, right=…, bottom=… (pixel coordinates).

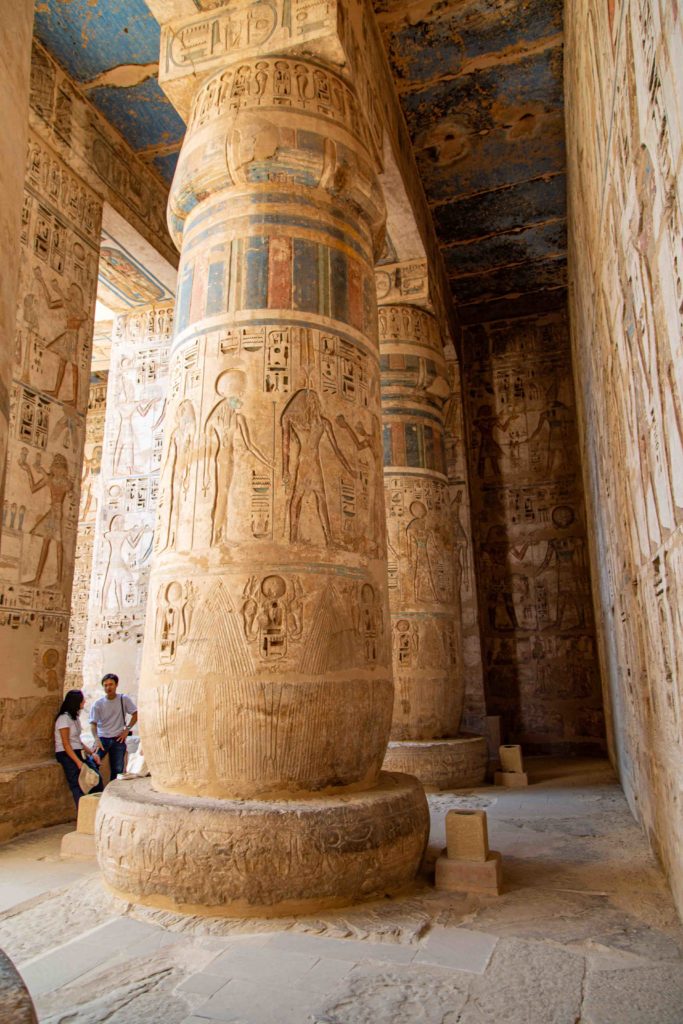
left=382, top=735, right=487, bottom=790
left=95, top=773, right=429, bottom=917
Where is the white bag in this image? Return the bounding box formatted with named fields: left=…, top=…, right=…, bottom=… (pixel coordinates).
left=78, top=760, right=100, bottom=794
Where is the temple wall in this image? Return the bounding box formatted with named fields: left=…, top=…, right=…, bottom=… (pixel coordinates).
left=0, top=2, right=34, bottom=520
left=462, top=311, right=604, bottom=753
left=565, top=0, right=683, bottom=911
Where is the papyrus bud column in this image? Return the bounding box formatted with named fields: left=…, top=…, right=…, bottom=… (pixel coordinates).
left=379, top=303, right=486, bottom=788
left=97, top=54, right=428, bottom=915
left=81, top=304, right=172, bottom=701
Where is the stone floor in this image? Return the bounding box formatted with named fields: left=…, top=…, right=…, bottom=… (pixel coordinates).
left=1, top=758, right=683, bottom=1023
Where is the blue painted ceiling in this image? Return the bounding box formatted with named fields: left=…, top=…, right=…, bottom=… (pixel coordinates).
left=34, top=0, right=567, bottom=325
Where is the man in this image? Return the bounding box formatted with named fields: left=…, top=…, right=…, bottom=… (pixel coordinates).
left=89, top=673, right=138, bottom=781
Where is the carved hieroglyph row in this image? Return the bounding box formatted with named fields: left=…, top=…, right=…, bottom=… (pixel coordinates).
left=0, top=131, right=101, bottom=763
left=137, top=55, right=392, bottom=800
left=379, top=303, right=464, bottom=741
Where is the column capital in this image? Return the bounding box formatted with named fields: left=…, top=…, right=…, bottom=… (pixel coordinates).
left=149, top=0, right=383, bottom=165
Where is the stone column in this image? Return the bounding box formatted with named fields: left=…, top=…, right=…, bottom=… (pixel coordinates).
left=0, top=0, right=34, bottom=520
left=97, top=54, right=428, bottom=915
left=379, top=303, right=486, bottom=788
left=0, top=131, right=102, bottom=838
left=81, top=304, right=173, bottom=702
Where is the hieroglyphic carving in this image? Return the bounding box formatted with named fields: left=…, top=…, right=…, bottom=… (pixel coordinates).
left=28, top=41, right=174, bottom=266
left=565, top=0, right=683, bottom=907
left=462, top=314, right=603, bottom=751
left=0, top=131, right=101, bottom=758
left=82, top=305, right=173, bottom=703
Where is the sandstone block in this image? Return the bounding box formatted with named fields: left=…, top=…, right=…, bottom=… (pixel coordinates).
left=445, top=809, right=489, bottom=862
left=499, top=744, right=524, bottom=773
left=76, top=793, right=101, bottom=835
left=61, top=830, right=96, bottom=859
left=494, top=770, right=529, bottom=788
left=435, top=850, right=502, bottom=895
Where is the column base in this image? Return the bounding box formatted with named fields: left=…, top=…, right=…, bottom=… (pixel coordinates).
left=382, top=735, right=487, bottom=790
left=96, top=772, right=429, bottom=917
left=0, top=761, right=74, bottom=842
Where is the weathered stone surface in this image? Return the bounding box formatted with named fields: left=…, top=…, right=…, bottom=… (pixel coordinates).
left=461, top=312, right=604, bottom=754
left=445, top=808, right=489, bottom=862
left=565, top=0, right=683, bottom=918
left=383, top=736, right=487, bottom=789
left=0, top=947, right=37, bottom=1024
left=60, top=830, right=96, bottom=860
left=0, top=762, right=73, bottom=843
left=97, top=773, right=429, bottom=916
left=76, top=792, right=101, bottom=835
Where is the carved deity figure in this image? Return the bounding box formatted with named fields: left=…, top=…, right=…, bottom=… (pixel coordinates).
left=535, top=505, right=588, bottom=630
left=18, top=449, right=73, bottom=588
left=241, top=574, right=304, bottom=660
left=281, top=387, right=352, bottom=544
left=336, top=412, right=383, bottom=553
left=526, top=396, right=573, bottom=474
left=158, top=400, right=196, bottom=552
left=101, top=515, right=150, bottom=612
left=480, top=524, right=530, bottom=631
left=405, top=500, right=439, bottom=603
left=113, top=367, right=157, bottom=476
left=473, top=404, right=512, bottom=478
left=33, top=266, right=89, bottom=404
left=202, top=369, right=271, bottom=546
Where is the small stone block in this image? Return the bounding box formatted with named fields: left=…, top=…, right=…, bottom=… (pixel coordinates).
left=499, top=744, right=524, bottom=773
left=76, top=793, right=101, bottom=834
left=60, top=830, right=96, bottom=859
left=494, top=770, right=529, bottom=788
left=435, top=850, right=502, bottom=895
left=445, top=809, right=489, bottom=862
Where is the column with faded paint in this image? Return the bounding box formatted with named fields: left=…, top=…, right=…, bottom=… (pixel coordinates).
left=379, top=302, right=487, bottom=787
left=96, top=30, right=429, bottom=914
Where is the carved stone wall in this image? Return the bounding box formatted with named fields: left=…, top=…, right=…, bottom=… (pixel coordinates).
left=462, top=311, right=605, bottom=754
left=82, top=304, right=172, bottom=702
left=0, top=129, right=101, bottom=837
left=65, top=370, right=107, bottom=690
left=0, top=2, right=34, bottom=525
left=565, top=0, right=683, bottom=912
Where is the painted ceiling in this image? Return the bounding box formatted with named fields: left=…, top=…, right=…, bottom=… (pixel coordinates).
left=33, top=0, right=567, bottom=326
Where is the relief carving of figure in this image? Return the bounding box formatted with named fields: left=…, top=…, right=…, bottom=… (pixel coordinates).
left=18, top=448, right=73, bottom=588
left=202, top=369, right=271, bottom=545
left=534, top=505, right=589, bottom=630
left=113, top=367, right=157, bottom=475
left=33, top=266, right=89, bottom=405
left=241, top=574, right=304, bottom=660
left=158, top=400, right=196, bottom=552
left=473, top=404, right=512, bottom=478
left=405, top=500, right=439, bottom=603
left=156, top=580, right=194, bottom=664
left=101, top=515, right=151, bottom=612
left=336, top=412, right=383, bottom=553
left=480, top=524, right=530, bottom=631
left=281, top=387, right=352, bottom=545
left=526, top=392, right=573, bottom=474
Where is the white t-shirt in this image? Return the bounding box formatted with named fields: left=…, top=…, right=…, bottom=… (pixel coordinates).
left=55, top=713, right=82, bottom=754
left=89, top=694, right=136, bottom=738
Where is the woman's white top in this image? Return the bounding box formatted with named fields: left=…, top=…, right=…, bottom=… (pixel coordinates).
left=54, top=713, right=82, bottom=753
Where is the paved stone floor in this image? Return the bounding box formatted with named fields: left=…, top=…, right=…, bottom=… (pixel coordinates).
left=1, top=759, right=682, bottom=1023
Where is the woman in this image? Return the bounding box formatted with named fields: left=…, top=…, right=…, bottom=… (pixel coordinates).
left=55, top=689, right=102, bottom=808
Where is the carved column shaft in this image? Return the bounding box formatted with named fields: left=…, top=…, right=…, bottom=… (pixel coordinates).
left=97, top=51, right=428, bottom=915
left=379, top=301, right=487, bottom=788
left=81, top=304, right=173, bottom=700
